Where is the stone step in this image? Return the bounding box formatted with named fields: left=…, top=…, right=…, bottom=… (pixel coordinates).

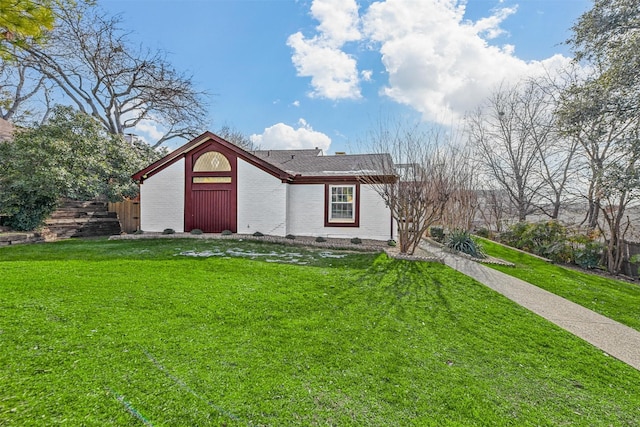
left=49, top=210, right=117, bottom=219
left=45, top=217, right=120, bottom=225
left=58, top=199, right=109, bottom=209
left=45, top=199, right=122, bottom=239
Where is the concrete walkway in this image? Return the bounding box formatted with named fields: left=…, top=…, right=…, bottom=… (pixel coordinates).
left=419, top=241, right=640, bottom=371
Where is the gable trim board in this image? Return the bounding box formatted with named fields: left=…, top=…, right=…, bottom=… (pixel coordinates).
left=133, top=132, right=396, bottom=240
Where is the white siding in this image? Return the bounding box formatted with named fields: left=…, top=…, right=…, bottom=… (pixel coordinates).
left=360, top=184, right=394, bottom=241
left=237, top=159, right=287, bottom=236
left=287, top=183, right=392, bottom=241
left=140, top=159, right=185, bottom=232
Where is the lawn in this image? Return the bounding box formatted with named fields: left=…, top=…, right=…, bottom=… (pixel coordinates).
left=479, top=238, right=640, bottom=332
left=1, top=238, right=639, bottom=426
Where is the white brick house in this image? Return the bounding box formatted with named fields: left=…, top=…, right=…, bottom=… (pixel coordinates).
left=132, top=132, right=396, bottom=241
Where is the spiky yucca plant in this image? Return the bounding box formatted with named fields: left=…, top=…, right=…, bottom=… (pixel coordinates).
left=446, top=229, right=486, bottom=258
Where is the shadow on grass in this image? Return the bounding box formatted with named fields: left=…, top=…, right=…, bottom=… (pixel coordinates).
left=352, top=255, right=455, bottom=322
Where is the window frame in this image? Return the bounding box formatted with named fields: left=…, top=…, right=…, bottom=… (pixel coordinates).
left=324, top=183, right=360, bottom=228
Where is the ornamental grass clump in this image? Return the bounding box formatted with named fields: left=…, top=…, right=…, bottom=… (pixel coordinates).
left=162, top=228, right=175, bottom=235
left=446, top=229, right=486, bottom=258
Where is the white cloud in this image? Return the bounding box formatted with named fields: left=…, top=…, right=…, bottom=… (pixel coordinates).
left=133, top=118, right=165, bottom=144
left=291, top=0, right=575, bottom=124
left=310, top=0, right=361, bottom=45
left=287, top=0, right=362, bottom=100
left=292, top=100, right=300, bottom=107
left=472, top=6, right=518, bottom=40
left=250, top=119, right=331, bottom=151
left=360, top=0, right=572, bottom=123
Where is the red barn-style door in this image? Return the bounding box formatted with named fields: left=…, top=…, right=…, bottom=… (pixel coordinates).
left=185, top=147, right=237, bottom=233
left=191, top=188, right=232, bottom=232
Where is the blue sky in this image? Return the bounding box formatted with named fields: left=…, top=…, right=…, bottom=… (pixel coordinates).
left=99, top=0, right=591, bottom=153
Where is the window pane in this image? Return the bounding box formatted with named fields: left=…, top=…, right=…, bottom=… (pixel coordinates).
left=331, top=203, right=353, bottom=219
left=193, top=151, right=231, bottom=172
left=193, top=177, right=232, bottom=183
left=329, top=185, right=355, bottom=222
left=332, top=186, right=353, bottom=203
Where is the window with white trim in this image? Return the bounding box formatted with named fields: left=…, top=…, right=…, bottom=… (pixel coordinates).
left=328, top=185, right=356, bottom=223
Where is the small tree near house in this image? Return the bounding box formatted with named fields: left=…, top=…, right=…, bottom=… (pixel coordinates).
left=360, top=119, right=463, bottom=255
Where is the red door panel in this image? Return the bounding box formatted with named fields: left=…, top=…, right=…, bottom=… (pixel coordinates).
left=192, top=189, right=231, bottom=232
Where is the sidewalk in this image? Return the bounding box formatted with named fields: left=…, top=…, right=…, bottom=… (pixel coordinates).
left=419, top=240, right=640, bottom=371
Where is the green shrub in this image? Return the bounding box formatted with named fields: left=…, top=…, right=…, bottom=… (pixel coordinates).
left=190, top=229, right=203, bottom=235
left=430, top=226, right=445, bottom=243
left=499, top=222, right=530, bottom=248
left=2, top=196, right=58, bottom=231
left=162, top=228, right=175, bottom=235
left=253, top=231, right=264, bottom=237
left=221, top=229, right=233, bottom=236
left=446, top=229, right=486, bottom=258
left=350, top=237, right=362, bottom=245
left=500, top=221, right=572, bottom=263
left=315, top=236, right=327, bottom=243
left=387, top=240, right=397, bottom=247
left=570, top=234, right=604, bottom=269
left=133, top=229, right=144, bottom=235
left=475, top=227, right=490, bottom=238
left=285, top=234, right=296, bottom=240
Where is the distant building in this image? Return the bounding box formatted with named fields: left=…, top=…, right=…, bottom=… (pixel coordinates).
left=0, top=118, right=14, bottom=142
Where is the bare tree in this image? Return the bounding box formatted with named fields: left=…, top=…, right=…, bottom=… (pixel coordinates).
left=598, top=145, right=640, bottom=274
left=217, top=125, right=255, bottom=151
left=0, top=59, right=47, bottom=123
left=518, top=75, right=579, bottom=220
left=476, top=188, right=511, bottom=232
left=556, top=68, right=637, bottom=230
left=17, top=3, right=208, bottom=147
left=466, top=78, right=576, bottom=222
left=361, top=120, right=461, bottom=255
left=439, top=142, right=479, bottom=231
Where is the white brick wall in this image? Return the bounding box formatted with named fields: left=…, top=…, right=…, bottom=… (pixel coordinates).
left=287, top=183, right=392, bottom=241
left=140, top=159, right=185, bottom=232
left=360, top=184, right=394, bottom=241
left=138, top=155, right=393, bottom=241
left=237, top=159, right=287, bottom=236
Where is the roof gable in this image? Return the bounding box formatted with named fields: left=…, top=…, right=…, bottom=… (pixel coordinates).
left=132, top=131, right=395, bottom=183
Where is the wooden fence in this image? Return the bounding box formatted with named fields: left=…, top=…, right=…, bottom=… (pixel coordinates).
left=108, top=200, right=140, bottom=233
left=621, top=240, right=640, bottom=277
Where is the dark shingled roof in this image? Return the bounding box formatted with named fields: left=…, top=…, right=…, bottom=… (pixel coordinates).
left=251, top=149, right=392, bottom=177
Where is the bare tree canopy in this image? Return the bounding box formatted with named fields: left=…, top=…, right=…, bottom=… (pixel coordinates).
left=0, top=59, right=48, bottom=122
left=16, top=2, right=208, bottom=147
left=466, top=81, right=544, bottom=222
left=217, top=124, right=255, bottom=151
left=558, top=0, right=640, bottom=274
left=362, top=119, right=468, bottom=255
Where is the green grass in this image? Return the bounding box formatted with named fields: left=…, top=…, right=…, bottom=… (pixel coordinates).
left=1, top=238, right=640, bottom=426
left=479, top=238, right=640, bottom=332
